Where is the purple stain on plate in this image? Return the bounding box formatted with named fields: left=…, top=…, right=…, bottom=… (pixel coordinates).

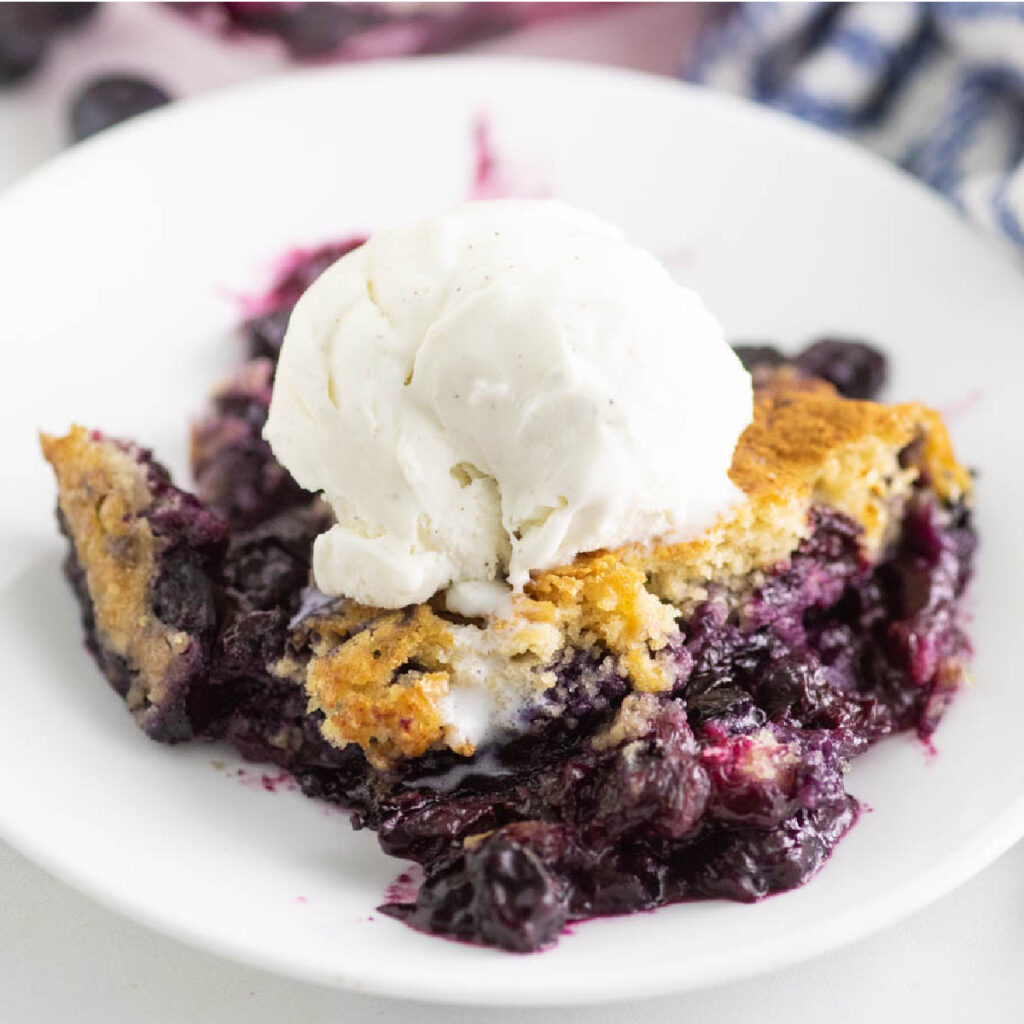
left=383, top=864, right=424, bottom=906
left=469, top=113, right=549, bottom=201
left=234, top=767, right=298, bottom=793
left=471, top=114, right=505, bottom=200
left=939, top=387, right=986, bottom=423
left=261, top=770, right=298, bottom=793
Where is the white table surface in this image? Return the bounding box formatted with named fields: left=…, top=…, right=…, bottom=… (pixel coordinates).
left=3, top=5, right=1021, bottom=1021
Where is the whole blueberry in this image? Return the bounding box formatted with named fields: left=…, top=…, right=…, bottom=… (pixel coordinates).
left=273, top=239, right=366, bottom=305
left=687, top=686, right=765, bottom=730
left=0, top=5, right=49, bottom=85
left=151, top=549, right=218, bottom=637
left=274, top=3, right=381, bottom=59
left=0, top=4, right=100, bottom=87
left=796, top=338, right=887, bottom=400
left=758, top=655, right=829, bottom=722
left=69, top=74, right=172, bottom=142
left=222, top=538, right=308, bottom=611
left=460, top=823, right=571, bottom=952
left=689, top=800, right=856, bottom=902
left=217, top=608, right=288, bottom=677
left=245, top=306, right=291, bottom=361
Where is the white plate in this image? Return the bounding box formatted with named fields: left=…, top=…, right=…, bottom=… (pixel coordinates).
left=1, top=58, right=1023, bottom=1006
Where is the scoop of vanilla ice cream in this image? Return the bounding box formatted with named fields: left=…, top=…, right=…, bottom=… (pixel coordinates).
left=264, top=200, right=753, bottom=609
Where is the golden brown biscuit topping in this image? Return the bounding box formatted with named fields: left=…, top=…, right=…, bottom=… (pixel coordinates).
left=40, top=427, right=187, bottom=717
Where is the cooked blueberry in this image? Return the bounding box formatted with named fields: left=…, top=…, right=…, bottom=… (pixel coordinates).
left=236, top=242, right=364, bottom=367
left=0, top=3, right=98, bottom=85
left=592, top=744, right=709, bottom=840
left=687, top=686, right=764, bottom=730
left=758, top=656, right=822, bottom=719
left=0, top=5, right=49, bottom=85
left=151, top=549, right=218, bottom=635
left=223, top=539, right=308, bottom=610
left=689, top=799, right=856, bottom=902
left=145, top=492, right=229, bottom=551
left=274, top=2, right=381, bottom=58
left=191, top=360, right=312, bottom=528
left=273, top=240, right=364, bottom=305
left=468, top=824, right=571, bottom=951
left=389, top=823, right=571, bottom=952
left=377, top=793, right=505, bottom=863
left=796, top=338, right=887, bottom=399
left=245, top=306, right=291, bottom=361
left=685, top=618, right=776, bottom=697
left=69, top=74, right=172, bottom=142
left=217, top=608, right=288, bottom=676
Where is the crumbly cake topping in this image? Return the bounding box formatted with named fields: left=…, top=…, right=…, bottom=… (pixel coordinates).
left=40, top=427, right=189, bottom=715
left=289, top=376, right=971, bottom=766
left=281, top=601, right=564, bottom=767
left=295, top=605, right=457, bottom=768
left=643, top=375, right=968, bottom=606
left=591, top=692, right=666, bottom=751
left=516, top=554, right=679, bottom=693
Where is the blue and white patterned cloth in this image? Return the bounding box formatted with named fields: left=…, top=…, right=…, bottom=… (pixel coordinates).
left=690, top=2, right=1024, bottom=253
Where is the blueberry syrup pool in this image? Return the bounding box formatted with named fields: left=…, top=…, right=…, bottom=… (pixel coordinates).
left=55, top=246, right=976, bottom=953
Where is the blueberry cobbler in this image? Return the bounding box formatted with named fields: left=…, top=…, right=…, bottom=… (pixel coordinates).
left=41, top=200, right=975, bottom=952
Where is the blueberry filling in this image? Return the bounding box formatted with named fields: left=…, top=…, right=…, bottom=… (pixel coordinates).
left=0, top=3, right=98, bottom=87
